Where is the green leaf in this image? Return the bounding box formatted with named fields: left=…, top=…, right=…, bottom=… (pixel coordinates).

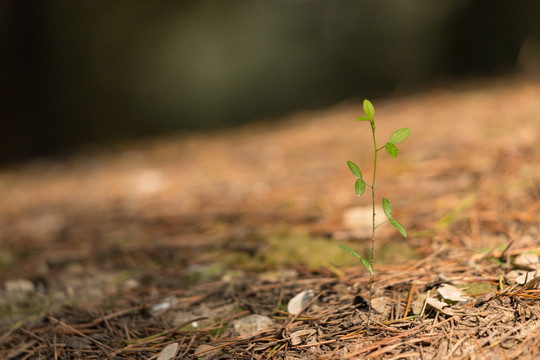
left=388, top=128, right=410, bottom=144
left=389, top=218, right=407, bottom=237
left=339, top=244, right=361, bottom=259
left=385, top=142, right=398, bottom=158
left=339, top=245, right=373, bottom=274
left=360, top=258, right=374, bottom=274
left=355, top=178, right=366, bottom=196
left=363, top=99, right=374, bottom=119
left=356, top=115, right=371, bottom=121
left=347, top=161, right=363, bottom=179
left=382, top=198, right=392, bottom=219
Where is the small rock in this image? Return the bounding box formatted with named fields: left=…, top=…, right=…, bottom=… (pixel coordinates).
left=514, top=270, right=540, bottom=285
left=437, top=284, right=469, bottom=302
left=157, top=342, right=179, bottom=360
left=513, top=253, right=540, bottom=270
left=233, top=315, right=274, bottom=336
left=66, top=336, right=93, bottom=350
left=426, top=297, right=448, bottom=311
left=194, top=344, right=220, bottom=359
left=287, top=289, right=314, bottom=315
left=122, top=278, right=139, bottom=290
left=4, top=279, right=36, bottom=302
left=4, top=279, right=35, bottom=294
left=505, top=270, right=522, bottom=283
left=371, top=296, right=389, bottom=314
left=426, top=297, right=454, bottom=316
left=151, top=296, right=177, bottom=314
left=290, top=328, right=316, bottom=346
left=259, top=269, right=299, bottom=282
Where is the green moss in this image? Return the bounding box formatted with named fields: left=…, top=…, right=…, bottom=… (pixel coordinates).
left=457, top=282, right=495, bottom=296
left=376, top=241, right=419, bottom=265
left=260, top=233, right=364, bottom=269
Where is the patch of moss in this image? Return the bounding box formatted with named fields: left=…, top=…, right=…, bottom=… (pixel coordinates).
left=260, top=233, right=365, bottom=269
left=457, top=282, right=495, bottom=296
left=376, top=241, right=419, bottom=265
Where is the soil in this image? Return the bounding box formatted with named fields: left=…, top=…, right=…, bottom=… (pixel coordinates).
left=1, top=75, right=540, bottom=359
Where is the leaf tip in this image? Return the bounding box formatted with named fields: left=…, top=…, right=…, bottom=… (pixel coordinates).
left=363, top=99, right=375, bottom=119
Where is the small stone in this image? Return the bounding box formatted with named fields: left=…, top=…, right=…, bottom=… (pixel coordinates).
left=4, top=279, right=35, bottom=294
left=287, top=289, right=314, bottom=315
left=371, top=296, right=389, bottom=314
left=290, top=328, right=316, bottom=346
left=514, top=270, right=540, bottom=285
left=66, top=336, right=93, bottom=350
left=514, top=253, right=540, bottom=270
left=233, top=314, right=274, bottom=336
left=437, top=284, right=469, bottom=302
left=259, top=269, right=299, bottom=282
left=157, top=342, right=179, bottom=360
left=505, top=270, right=523, bottom=283
left=426, top=297, right=448, bottom=311
left=151, top=296, right=177, bottom=314
left=122, top=278, right=139, bottom=290
left=426, top=297, right=454, bottom=316
left=194, top=344, right=220, bottom=359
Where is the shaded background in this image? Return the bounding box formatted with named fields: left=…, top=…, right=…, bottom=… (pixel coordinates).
left=2, top=0, right=540, bottom=164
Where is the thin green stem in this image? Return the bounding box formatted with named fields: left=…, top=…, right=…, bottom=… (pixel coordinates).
left=367, top=119, right=378, bottom=330
left=374, top=219, right=389, bottom=229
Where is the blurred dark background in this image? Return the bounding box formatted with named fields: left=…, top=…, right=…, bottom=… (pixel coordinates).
left=2, top=0, right=540, bottom=164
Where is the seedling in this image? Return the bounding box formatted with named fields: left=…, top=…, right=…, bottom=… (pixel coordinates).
left=340, top=99, right=410, bottom=322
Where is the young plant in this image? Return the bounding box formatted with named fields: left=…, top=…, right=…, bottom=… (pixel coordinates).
left=340, top=99, right=410, bottom=319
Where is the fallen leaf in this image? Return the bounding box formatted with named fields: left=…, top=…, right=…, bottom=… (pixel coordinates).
left=437, top=284, right=469, bottom=302
left=157, top=342, right=179, bottom=360
left=233, top=315, right=274, bottom=336
left=288, top=289, right=314, bottom=315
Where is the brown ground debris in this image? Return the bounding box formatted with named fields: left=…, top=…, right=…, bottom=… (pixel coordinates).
left=1, top=75, right=540, bottom=359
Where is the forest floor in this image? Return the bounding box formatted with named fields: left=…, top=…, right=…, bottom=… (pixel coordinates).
left=1, top=75, right=540, bottom=359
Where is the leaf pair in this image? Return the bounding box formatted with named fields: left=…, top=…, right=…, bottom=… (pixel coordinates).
left=358, top=100, right=410, bottom=159
left=382, top=198, right=407, bottom=238
left=385, top=128, right=410, bottom=158
left=347, top=161, right=366, bottom=197
left=339, top=244, right=373, bottom=274
left=356, top=99, right=375, bottom=121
